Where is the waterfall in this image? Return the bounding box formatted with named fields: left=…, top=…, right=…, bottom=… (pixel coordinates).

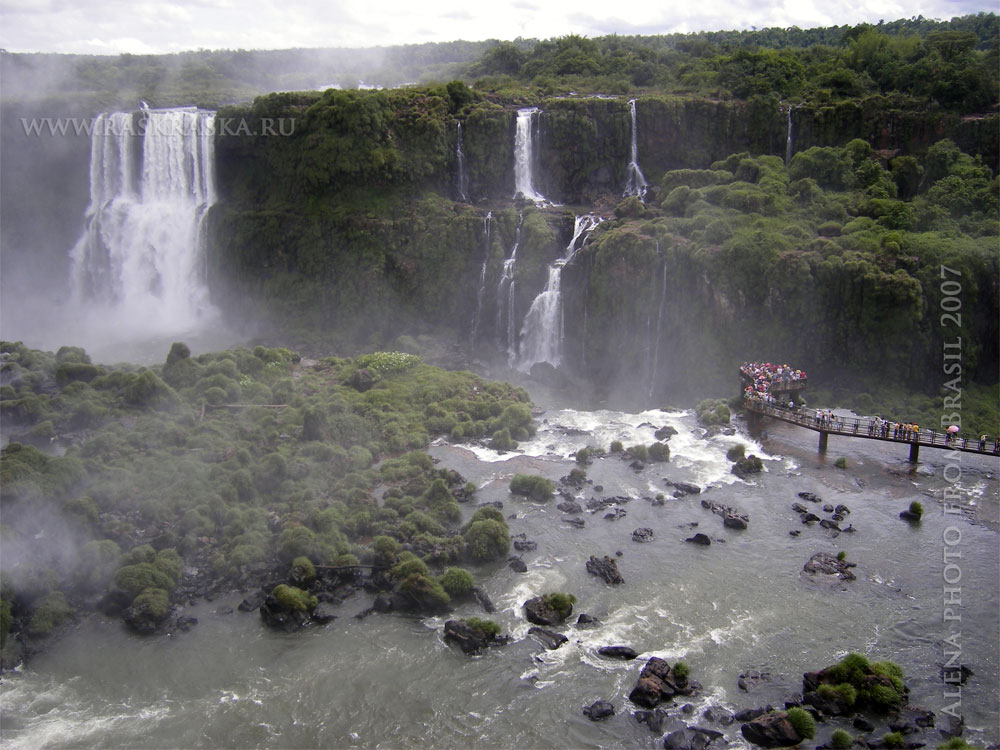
left=647, top=253, right=668, bottom=399
left=495, top=213, right=523, bottom=364
left=623, top=99, right=648, bottom=200
left=517, top=214, right=601, bottom=371
left=513, top=107, right=547, bottom=203
left=69, top=108, right=219, bottom=340
left=470, top=211, right=492, bottom=345
left=455, top=121, right=469, bottom=202
left=785, top=106, right=794, bottom=165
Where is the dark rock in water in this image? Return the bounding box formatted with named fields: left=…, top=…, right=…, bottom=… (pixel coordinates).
left=798, top=492, right=821, bottom=502
left=373, top=595, right=393, bottom=613
left=563, top=517, right=586, bottom=528
left=174, top=614, right=198, bottom=632
left=593, top=485, right=604, bottom=492
left=123, top=599, right=172, bottom=635
left=310, top=603, right=337, bottom=625
left=633, top=708, right=673, bottom=734
left=259, top=596, right=311, bottom=632
left=216, top=605, right=234, bottom=615
left=791, top=503, right=809, bottom=514
left=666, top=726, right=725, bottom=750
left=734, top=706, right=770, bottom=722
left=604, top=508, right=627, bottom=521
left=473, top=586, right=496, bottom=613
left=804, top=688, right=851, bottom=716
left=598, top=645, right=639, bottom=660
left=632, top=527, right=655, bottom=543
left=823, top=504, right=835, bottom=513
left=723, top=514, right=748, bottom=530
left=655, top=425, right=678, bottom=440
left=630, top=460, right=646, bottom=471
left=443, top=618, right=509, bottom=655
left=586, top=555, right=625, bottom=584
left=508, top=557, right=528, bottom=573
left=702, top=706, right=735, bottom=725
left=841, top=524, right=856, bottom=533
left=513, top=539, right=538, bottom=551
left=740, top=711, right=802, bottom=748
left=528, top=361, right=569, bottom=389
left=939, top=663, right=973, bottom=684
left=738, top=671, right=773, bottom=692
left=583, top=699, right=615, bottom=721
left=853, top=716, right=876, bottom=732
left=528, top=626, right=568, bottom=650
left=801, top=513, right=821, bottom=524
left=628, top=656, right=692, bottom=709
left=686, top=533, right=711, bottom=546
left=557, top=500, right=583, bottom=514
left=832, top=513, right=845, bottom=522
left=802, top=551, right=857, bottom=581
left=576, top=613, right=598, bottom=626
left=820, top=519, right=841, bottom=531
left=670, top=481, right=702, bottom=495
left=731, top=455, right=764, bottom=479
left=238, top=591, right=265, bottom=612
left=899, top=510, right=922, bottom=523
left=524, top=595, right=567, bottom=626
left=348, top=367, right=376, bottom=392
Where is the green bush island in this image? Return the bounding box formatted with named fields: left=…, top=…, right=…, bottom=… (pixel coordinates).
left=509, top=474, right=555, bottom=501
left=831, top=729, right=854, bottom=749
left=542, top=592, right=576, bottom=619
left=785, top=706, right=816, bottom=740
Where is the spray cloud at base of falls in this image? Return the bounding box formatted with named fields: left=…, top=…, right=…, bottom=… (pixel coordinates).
left=64, top=108, right=224, bottom=359
left=623, top=99, right=648, bottom=201
left=516, top=214, right=601, bottom=372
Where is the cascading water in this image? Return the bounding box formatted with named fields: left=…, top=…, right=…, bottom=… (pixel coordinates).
left=513, top=107, right=547, bottom=204
left=623, top=99, right=648, bottom=200
left=69, top=108, right=219, bottom=345
left=470, top=211, right=493, bottom=345
left=785, top=106, right=794, bottom=165
left=495, top=213, right=523, bottom=364
left=517, top=214, right=601, bottom=371
left=455, top=121, right=469, bottom=202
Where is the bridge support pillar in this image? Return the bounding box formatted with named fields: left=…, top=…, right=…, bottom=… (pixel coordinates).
left=909, top=443, right=919, bottom=463
left=746, top=410, right=764, bottom=436
left=818, top=431, right=828, bottom=453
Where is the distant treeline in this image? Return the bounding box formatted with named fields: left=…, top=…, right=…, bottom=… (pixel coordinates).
left=1, top=13, right=996, bottom=111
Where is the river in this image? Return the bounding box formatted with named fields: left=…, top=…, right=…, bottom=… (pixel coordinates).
left=1, top=398, right=997, bottom=749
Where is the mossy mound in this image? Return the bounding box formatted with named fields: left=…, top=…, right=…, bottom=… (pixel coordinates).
left=804, top=652, right=908, bottom=714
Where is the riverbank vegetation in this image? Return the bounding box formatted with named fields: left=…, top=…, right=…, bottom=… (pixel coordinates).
left=0, top=341, right=530, bottom=655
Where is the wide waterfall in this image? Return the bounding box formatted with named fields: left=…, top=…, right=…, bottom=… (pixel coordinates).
left=513, top=107, right=547, bottom=203
left=455, top=121, right=469, bottom=202
left=623, top=99, right=648, bottom=200
left=517, top=214, right=601, bottom=371
left=68, top=108, right=220, bottom=350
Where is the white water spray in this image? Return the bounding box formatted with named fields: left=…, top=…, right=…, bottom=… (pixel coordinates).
left=513, top=108, right=548, bottom=204
left=455, top=121, right=469, bottom=202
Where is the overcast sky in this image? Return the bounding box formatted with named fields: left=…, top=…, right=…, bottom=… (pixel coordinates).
left=0, top=0, right=994, bottom=55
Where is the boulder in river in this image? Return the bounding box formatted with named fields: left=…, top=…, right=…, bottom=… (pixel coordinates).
left=598, top=645, right=639, bottom=660
left=582, top=699, right=615, bottom=721
left=802, top=551, right=856, bottom=582
left=685, top=533, right=711, bottom=546
left=632, top=527, right=655, bottom=543
left=443, top=618, right=509, bottom=655
left=586, top=555, right=625, bottom=584
left=740, top=711, right=802, bottom=748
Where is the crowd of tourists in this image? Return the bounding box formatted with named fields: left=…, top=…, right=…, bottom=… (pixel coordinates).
left=740, top=361, right=807, bottom=408
left=740, top=360, right=999, bottom=454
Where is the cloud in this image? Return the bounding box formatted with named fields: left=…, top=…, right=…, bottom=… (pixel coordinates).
left=0, top=0, right=995, bottom=54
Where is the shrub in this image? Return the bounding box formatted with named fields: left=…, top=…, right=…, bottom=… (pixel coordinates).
left=627, top=444, right=649, bottom=461
left=466, top=617, right=501, bottom=639
left=831, top=729, right=853, bottom=749
left=672, top=660, right=690, bottom=682
left=113, top=563, right=175, bottom=595
left=290, top=556, right=316, bottom=585
left=128, top=587, right=171, bottom=620
left=575, top=446, right=593, bottom=465
left=837, top=550, right=847, bottom=561
left=391, top=553, right=431, bottom=580
left=696, top=399, right=730, bottom=426
left=908, top=500, right=924, bottom=519
left=542, top=592, right=576, bottom=619
left=785, top=706, right=816, bottom=740
left=439, top=567, right=474, bottom=597
left=647, top=442, right=670, bottom=462
left=509, top=474, right=555, bottom=501
left=400, top=573, right=450, bottom=607
left=463, top=519, right=510, bottom=560
left=938, top=740, right=983, bottom=750
left=489, top=428, right=518, bottom=451
left=835, top=456, right=848, bottom=469
left=372, top=535, right=400, bottom=566
left=609, top=440, right=623, bottom=453
left=272, top=584, right=317, bottom=612
left=726, top=444, right=746, bottom=461
left=883, top=732, right=904, bottom=749
left=27, top=591, right=74, bottom=636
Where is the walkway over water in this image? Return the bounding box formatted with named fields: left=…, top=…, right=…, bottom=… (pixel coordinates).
left=739, top=365, right=999, bottom=462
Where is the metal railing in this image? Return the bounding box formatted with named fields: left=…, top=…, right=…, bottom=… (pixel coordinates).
left=744, top=399, right=1000, bottom=457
